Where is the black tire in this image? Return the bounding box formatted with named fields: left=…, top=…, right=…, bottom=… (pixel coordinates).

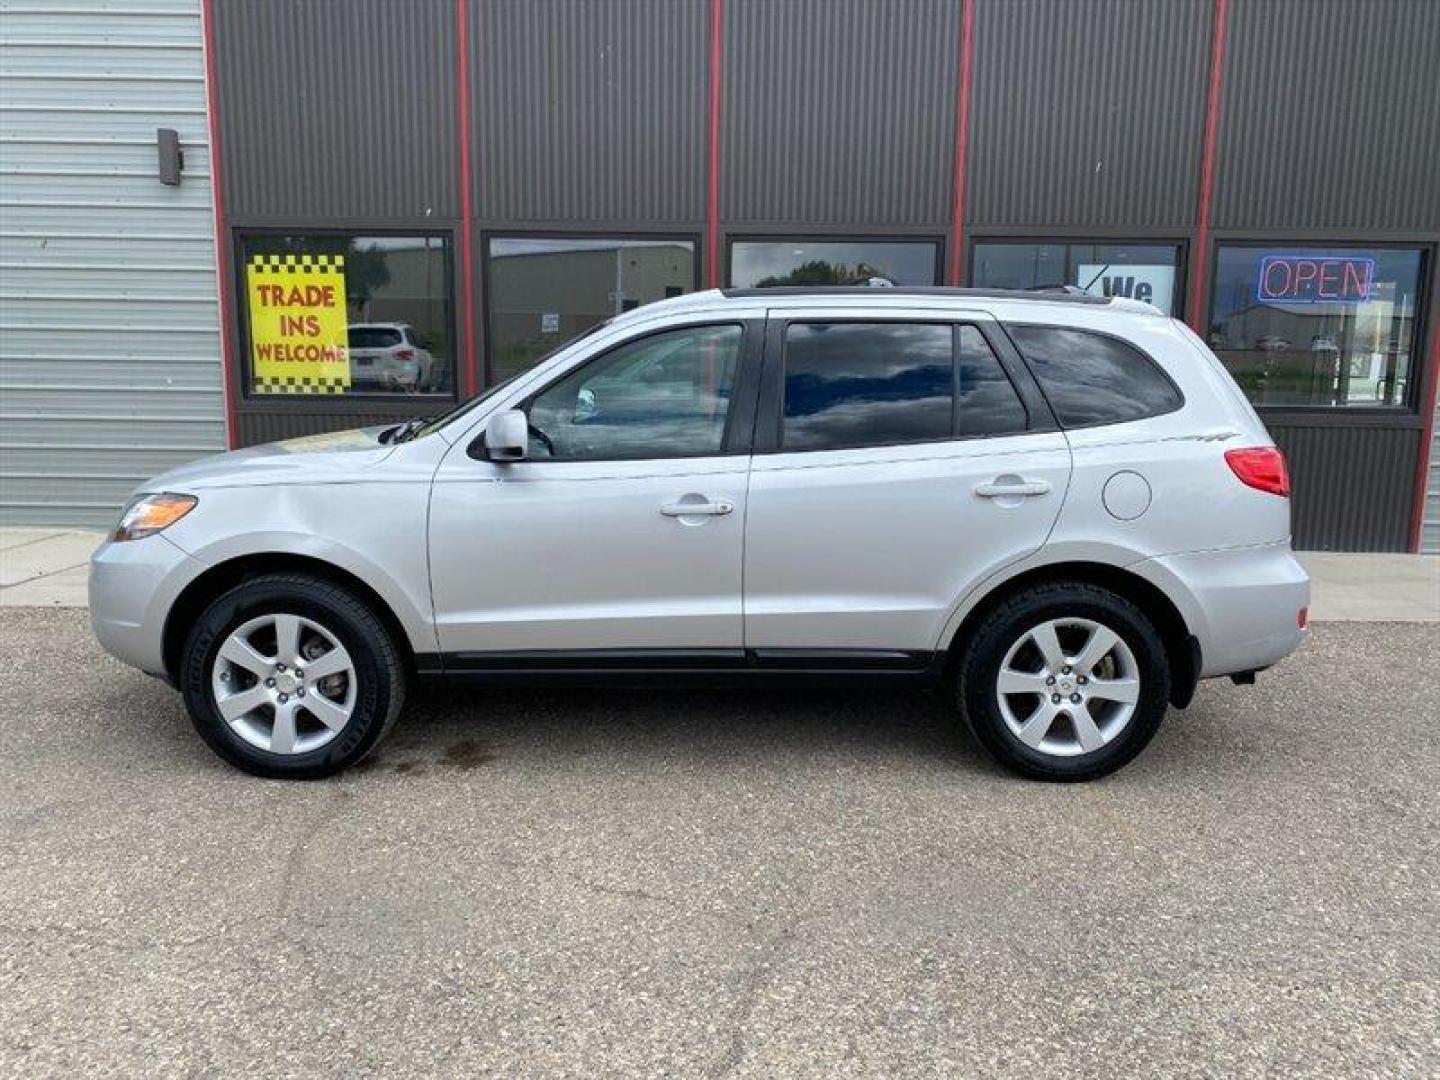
left=180, top=573, right=405, bottom=779
left=954, top=581, right=1171, bottom=782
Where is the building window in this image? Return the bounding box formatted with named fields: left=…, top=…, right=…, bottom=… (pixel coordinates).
left=1208, top=246, right=1424, bottom=409
left=731, top=238, right=940, bottom=288
left=487, top=236, right=697, bottom=381
left=239, top=233, right=455, bottom=398
left=971, top=242, right=1183, bottom=315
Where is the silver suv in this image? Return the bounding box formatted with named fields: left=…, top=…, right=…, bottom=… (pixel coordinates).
left=91, top=288, right=1309, bottom=781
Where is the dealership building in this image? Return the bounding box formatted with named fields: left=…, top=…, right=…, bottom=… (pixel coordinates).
left=1, top=0, right=1437, bottom=553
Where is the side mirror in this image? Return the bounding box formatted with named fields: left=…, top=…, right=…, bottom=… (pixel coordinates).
left=483, top=409, right=528, bottom=462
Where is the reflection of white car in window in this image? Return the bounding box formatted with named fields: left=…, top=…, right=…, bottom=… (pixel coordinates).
left=347, top=323, right=435, bottom=392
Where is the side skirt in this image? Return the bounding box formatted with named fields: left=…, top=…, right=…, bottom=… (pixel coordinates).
left=414, top=648, right=944, bottom=688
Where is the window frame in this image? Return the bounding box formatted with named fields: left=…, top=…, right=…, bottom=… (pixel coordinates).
left=233, top=227, right=460, bottom=404
left=967, top=235, right=1189, bottom=319
left=1204, top=238, right=1431, bottom=417
left=726, top=233, right=946, bottom=289
left=481, top=230, right=703, bottom=388
left=999, top=321, right=1186, bottom=431
left=753, top=315, right=1054, bottom=456
left=468, top=319, right=766, bottom=464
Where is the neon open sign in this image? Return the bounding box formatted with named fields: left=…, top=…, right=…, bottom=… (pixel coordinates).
left=1256, top=254, right=1375, bottom=304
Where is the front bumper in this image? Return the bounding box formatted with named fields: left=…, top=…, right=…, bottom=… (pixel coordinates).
left=89, top=533, right=202, bottom=678
left=1137, top=541, right=1310, bottom=679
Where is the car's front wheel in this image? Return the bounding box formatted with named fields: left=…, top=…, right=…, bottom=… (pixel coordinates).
left=179, top=573, right=405, bottom=778
left=955, top=581, right=1171, bottom=781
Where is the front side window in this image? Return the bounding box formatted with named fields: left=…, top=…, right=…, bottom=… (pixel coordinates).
left=488, top=236, right=697, bottom=381
left=1208, top=246, right=1424, bottom=408
left=240, top=233, right=454, bottom=398
left=526, top=324, right=742, bottom=460
left=972, top=242, right=1183, bottom=315
left=1007, top=325, right=1182, bottom=428
left=732, top=239, right=940, bottom=288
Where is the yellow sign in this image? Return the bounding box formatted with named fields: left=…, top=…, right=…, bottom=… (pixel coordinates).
left=245, top=254, right=350, bottom=394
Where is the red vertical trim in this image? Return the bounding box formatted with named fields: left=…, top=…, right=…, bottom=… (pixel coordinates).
left=1408, top=322, right=1440, bottom=551
left=200, top=0, right=236, bottom=448
left=456, top=0, right=478, bottom=395
left=1188, top=0, right=1228, bottom=331
left=705, top=0, right=723, bottom=288
left=947, top=0, right=975, bottom=285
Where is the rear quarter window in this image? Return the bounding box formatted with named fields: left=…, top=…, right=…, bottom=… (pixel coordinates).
left=1006, top=325, right=1182, bottom=427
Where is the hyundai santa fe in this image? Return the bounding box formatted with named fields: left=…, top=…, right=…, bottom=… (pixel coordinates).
left=90, top=287, right=1309, bottom=781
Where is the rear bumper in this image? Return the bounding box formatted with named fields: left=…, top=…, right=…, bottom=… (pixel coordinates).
left=1135, top=542, right=1310, bottom=679
left=89, top=534, right=202, bottom=677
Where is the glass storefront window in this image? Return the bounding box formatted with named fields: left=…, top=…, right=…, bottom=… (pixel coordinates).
left=730, top=238, right=940, bottom=288
left=487, top=236, right=696, bottom=380
left=1208, top=246, right=1423, bottom=408
left=971, top=242, right=1183, bottom=314
left=240, top=233, right=455, bottom=398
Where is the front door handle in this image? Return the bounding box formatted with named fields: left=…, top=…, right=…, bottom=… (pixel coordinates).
left=660, top=497, right=734, bottom=517
left=974, top=479, right=1052, bottom=498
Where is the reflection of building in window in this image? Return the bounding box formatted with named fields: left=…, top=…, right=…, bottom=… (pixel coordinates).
left=488, top=240, right=695, bottom=378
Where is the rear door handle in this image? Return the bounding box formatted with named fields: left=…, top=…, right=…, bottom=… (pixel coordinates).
left=660, top=498, right=734, bottom=517
left=973, top=479, right=1051, bottom=498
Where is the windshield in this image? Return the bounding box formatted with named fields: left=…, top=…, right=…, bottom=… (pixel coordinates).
left=408, top=321, right=613, bottom=439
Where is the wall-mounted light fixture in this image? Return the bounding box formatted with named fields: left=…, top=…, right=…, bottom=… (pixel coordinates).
left=157, top=128, right=184, bottom=186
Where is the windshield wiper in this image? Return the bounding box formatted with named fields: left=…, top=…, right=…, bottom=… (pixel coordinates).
left=381, top=418, right=427, bottom=444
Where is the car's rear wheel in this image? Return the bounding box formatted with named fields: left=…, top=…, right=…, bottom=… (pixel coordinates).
left=955, top=581, right=1170, bottom=781
left=179, top=573, right=405, bottom=779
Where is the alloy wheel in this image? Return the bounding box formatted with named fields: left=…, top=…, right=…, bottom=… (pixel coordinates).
left=210, top=613, right=357, bottom=755
left=995, top=617, right=1141, bottom=758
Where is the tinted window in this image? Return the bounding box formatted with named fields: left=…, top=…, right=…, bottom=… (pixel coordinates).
left=956, top=325, right=1027, bottom=436
left=348, top=327, right=402, bottom=349
left=783, top=323, right=953, bottom=451
left=1007, top=325, right=1181, bottom=427
left=527, top=325, right=741, bottom=460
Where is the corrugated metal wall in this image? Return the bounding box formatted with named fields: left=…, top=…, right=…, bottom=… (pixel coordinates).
left=0, top=0, right=224, bottom=527
left=1270, top=424, right=1422, bottom=552
left=967, top=0, right=1210, bottom=229
left=721, top=0, right=959, bottom=229
left=1214, top=0, right=1440, bottom=233
left=212, top=0, right=457, bottom=221
left=474, top=0, right=707, bottom=229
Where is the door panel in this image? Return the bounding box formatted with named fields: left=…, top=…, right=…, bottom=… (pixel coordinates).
left=744, top=434, right=1070, bottom=650
left=430, top=455, right=748, bottom=653
left=428, top=318, right=760, bottom=656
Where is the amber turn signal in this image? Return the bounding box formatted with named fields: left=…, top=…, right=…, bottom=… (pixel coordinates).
left=112, top=493, right=198, bottom=542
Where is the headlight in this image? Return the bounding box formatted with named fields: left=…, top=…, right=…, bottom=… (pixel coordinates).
left=112, top=492, right=197, bottom=542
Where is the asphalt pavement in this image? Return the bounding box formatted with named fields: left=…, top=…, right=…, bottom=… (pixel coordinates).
left=0, top=608, right=1436, bottom=1077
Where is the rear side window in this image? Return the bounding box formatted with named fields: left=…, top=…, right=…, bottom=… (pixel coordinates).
left=781, top=322, right=1029, bottom=452
left=956, top=325, right=1028, bottom=437
left=783, top=323, right=952, bottom=451
left=1006, top=325, right=1182, bottom=427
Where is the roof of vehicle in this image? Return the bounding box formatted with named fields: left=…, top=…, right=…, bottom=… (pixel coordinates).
left=347, top=321, right=413, bottom=330
left=615, top=286, right=1166, bottom=324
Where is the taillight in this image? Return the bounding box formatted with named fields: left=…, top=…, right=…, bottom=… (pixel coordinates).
left=396, top=348, right=416, bottom=360
left=1225, top=446, right=1290, bottom=497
